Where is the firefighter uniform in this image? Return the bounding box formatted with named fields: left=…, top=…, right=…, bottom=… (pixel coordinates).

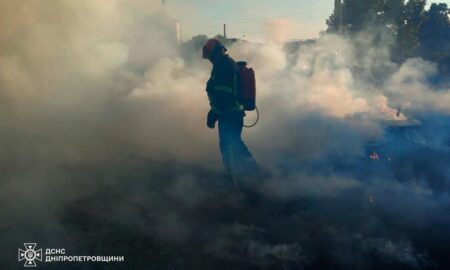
left=206, top=52, right=259, bottom=177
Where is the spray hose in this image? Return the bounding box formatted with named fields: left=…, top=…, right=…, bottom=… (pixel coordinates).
left=244, top=106, right=259, bottom=128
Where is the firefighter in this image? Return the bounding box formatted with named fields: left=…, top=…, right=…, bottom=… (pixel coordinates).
left=202, top=39, right=259, bottom=180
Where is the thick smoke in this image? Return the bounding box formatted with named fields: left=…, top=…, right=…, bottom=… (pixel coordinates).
left=1, top=1, right=450, bottom=269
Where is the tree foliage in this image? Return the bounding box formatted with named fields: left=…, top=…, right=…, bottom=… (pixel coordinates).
left=398, top=0, right=427, bottom=59
left=327, top=0, right=403, bottom=33
left=419, top=3, right=450, bottom=61
left=327, top=0, right=450, bottom=64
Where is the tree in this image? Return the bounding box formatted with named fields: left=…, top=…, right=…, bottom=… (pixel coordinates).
left=326, top=0, right=450, bottom=64
left=397, top=0, right=427, bottom=60
left=418, top=3, right=450, bottom=61
left=327, top=0, right=404, bottom=34
left=179, top=35, right=208, bottom=63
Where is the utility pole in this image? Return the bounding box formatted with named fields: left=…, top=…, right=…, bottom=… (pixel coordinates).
left=340, top=0, right=342, bottom=33
left=176, top=20, right=181, bottom=45
left=400, top=10, right=404, bottom=63
left=223, top=24, right=227, bottom=39
left=334, top=0, right=343, bottom=33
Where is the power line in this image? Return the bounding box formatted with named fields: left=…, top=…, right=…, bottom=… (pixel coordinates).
left=228, top=9, right=330, bottom=25
left=201, top=8, right=330, bottom=28
left=209, top=0, right=272, bottom=23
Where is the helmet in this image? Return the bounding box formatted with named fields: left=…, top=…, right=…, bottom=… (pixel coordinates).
left=202, top=39, right=226, bottom=59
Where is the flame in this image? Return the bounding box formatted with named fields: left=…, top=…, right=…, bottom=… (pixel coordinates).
left=370, top=152, right=380, bottom=160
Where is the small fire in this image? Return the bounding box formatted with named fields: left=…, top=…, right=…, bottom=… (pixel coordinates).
left=369, top=152, right=380, bottom=160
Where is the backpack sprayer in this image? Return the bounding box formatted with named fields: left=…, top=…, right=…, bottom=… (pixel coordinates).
left=236, top=61, right=259, bottom=128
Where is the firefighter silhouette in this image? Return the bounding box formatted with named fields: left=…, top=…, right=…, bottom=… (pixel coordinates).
left=202, top=39, right=260, bottom=180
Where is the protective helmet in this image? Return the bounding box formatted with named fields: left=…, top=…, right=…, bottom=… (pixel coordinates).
left=202, top=39, right=226, bottom=59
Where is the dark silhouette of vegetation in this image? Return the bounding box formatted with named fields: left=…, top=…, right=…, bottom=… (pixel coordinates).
left=419, top=3, right=450, bottom=61
left=179, top=34, right=238, bottom=64
left=327, top=0, right=450, bottom=67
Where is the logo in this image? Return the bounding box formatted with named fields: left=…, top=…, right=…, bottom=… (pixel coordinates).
left=18, top=243, right=42, bottom=267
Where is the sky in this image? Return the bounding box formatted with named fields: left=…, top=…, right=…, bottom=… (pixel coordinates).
left=166, top=0, right=450, bottom=41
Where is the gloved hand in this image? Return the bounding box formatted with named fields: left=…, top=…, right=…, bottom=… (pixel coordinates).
left=207, top=110, right=219, bottom=129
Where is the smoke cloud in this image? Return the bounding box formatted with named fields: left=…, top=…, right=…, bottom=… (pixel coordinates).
left=1, top=1, right=450, bottom=269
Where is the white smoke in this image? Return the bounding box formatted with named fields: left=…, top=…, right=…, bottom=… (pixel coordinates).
left=2, top=0, right=448, bottom=169
left=264, top=18, right=297, bottom=43
left=1, top=1, right=450, bottom=269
